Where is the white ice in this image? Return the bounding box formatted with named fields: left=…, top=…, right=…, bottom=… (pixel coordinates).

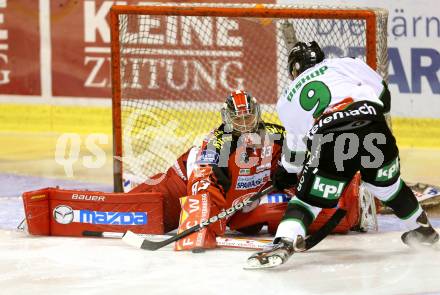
left=1, top=175, right=440, bottom=295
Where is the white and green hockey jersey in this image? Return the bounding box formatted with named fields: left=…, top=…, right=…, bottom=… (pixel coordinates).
left=277, top=57, right=386, bottom=173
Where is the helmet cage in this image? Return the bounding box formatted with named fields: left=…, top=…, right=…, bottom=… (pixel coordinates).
left=221, top=91, right=261, bottom=134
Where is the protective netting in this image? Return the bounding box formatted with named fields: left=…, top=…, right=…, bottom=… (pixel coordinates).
left=112, top=4, right=388, bottom=191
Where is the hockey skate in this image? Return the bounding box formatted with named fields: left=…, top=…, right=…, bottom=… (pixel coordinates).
left=401, top=212, right=439, bottom=247
left=244, top=236, right=305, bottom=270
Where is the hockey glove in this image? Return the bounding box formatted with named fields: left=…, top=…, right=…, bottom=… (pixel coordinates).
left=272, top=165, right=298, bottom=191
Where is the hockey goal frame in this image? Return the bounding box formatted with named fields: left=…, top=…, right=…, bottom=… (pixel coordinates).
left=110, top=4, right=386, bottom=192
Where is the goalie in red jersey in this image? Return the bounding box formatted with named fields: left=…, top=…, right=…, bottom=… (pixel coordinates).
left=131, top=90, right=365, bottom=251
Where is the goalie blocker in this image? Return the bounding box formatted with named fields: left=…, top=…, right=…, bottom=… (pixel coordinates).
left=22, top=187, right=164, bottom=236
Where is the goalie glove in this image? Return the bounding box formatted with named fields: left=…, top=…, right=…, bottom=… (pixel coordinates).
left=272, top=165, right=298, bottom=191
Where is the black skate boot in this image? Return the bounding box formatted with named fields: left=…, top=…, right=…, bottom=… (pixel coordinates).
left=401, top=212, right=439, bottom=247
left=244, top=236, right=305, bottom=270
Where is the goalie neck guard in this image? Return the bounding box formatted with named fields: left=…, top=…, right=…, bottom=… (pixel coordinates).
left=287, top=41, right=325, bottom=80
left=221, top=90, right=261, bottom=134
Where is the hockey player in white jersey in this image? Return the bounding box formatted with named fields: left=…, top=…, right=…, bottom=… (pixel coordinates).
left=246, top=41, right=439, bottom=269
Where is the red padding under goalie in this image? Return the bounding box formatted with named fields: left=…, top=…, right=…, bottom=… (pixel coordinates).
left=22, top=187, right=164, bottom=237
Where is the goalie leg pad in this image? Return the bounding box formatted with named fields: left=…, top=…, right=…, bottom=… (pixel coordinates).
left=130, top=167, right=187, bottom=232
left=228, top=192, right=290, bottom=235
left=22, top=187, right=164, bottom=236
left=175, top=193, right=226, bottom=251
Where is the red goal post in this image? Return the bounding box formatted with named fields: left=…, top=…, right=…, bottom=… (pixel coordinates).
left=110, top=3, right=388, bottom=193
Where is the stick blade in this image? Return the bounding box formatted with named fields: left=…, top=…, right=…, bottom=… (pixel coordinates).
left=122, top=230, right=145, bottom=249
left=140, top=239, right=171, bottom=251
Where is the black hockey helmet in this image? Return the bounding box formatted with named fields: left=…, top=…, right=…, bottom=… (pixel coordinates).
left=221, top=90, right=261, bottom=134
left=287, top=41, right=325, bottom=80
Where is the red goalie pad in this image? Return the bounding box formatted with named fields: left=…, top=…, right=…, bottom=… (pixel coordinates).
left=129, top=171, right=186, bottom=233
left=22, top=188, right=164, bottom=237
left=175, top=193, right=226, bottom=251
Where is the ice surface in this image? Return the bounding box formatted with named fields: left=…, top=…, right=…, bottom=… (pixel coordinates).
left=1, top=227, right=440, bottom=295
left=1, top=175, right=440, bottom=295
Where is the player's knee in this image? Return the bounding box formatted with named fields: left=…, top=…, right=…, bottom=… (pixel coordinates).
left=364, top=178, right=419, bottom=219
left=362, top=176, right=402, bottom=201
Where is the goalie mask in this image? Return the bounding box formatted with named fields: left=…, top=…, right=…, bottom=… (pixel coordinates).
left=287, top=41, right=325, bottom=80
left=221, top=90, right=261, bottom=134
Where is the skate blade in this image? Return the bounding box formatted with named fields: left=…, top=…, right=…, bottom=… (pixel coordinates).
left=243, top=256, right=284, bottom=270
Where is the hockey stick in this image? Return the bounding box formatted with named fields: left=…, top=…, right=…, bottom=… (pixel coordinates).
left=83, top=230, right=272, bottom=250
left=119, top=207, right=346, bottom=251
left=244, top=208, right=347, bottom=270
left=124, top=185, right=277, bottom=251
left=303, top=208, right=347, bottom=251
left=280, top=20, right=298, bottom=53
left=83, top=230, right=173, bottom=239
left=119, top=204, right=346, bottom=252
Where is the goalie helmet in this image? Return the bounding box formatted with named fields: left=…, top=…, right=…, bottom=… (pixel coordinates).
left=221, top=90, right=261, bottom=134
left=287, top=41, right=325, bottom=80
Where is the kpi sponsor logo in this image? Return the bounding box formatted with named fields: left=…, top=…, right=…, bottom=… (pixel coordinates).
left=376, top=157, right=399, bottom=181
left=236, top=170, right=270, bottom=190
left=311, top=176, right=346, bottom=200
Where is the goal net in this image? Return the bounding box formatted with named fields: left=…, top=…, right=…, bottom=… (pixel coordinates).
left=110, top=3, right=388, bottom=193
